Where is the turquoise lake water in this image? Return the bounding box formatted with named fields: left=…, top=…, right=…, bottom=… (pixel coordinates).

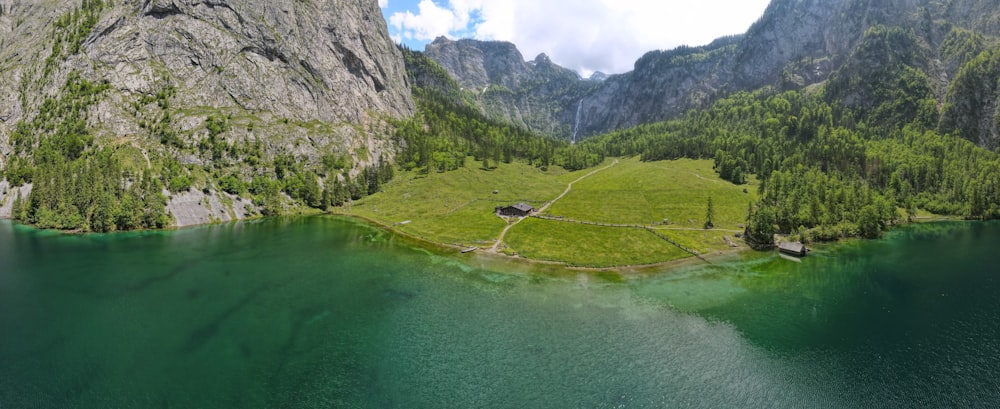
left=0, top=217, right=998, bottom=408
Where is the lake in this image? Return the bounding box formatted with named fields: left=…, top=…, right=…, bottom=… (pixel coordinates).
left=1, top=217, right=998, bottom=408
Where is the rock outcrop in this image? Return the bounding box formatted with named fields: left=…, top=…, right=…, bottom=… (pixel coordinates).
left=425, top=37, right=600, bottom=140
left=0, top=182, right=32, bottom=219
left=164, top=188, right=257, bottom=227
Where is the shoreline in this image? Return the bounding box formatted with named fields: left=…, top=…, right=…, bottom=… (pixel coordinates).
left=328, top=210, right=984, bottom=274
left=3, top=209, right=983, bottom=275
left=329, top=210, right=751, bottom=275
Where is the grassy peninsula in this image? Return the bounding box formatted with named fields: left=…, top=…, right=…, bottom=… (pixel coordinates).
left=342, top=157, right=754, bottom=268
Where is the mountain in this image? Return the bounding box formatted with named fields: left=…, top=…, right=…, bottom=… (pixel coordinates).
left=424, top=37, right=601, bottom=140
left=0, top=0, right=413, bottom=228
left=424, top=0, right=1000, bottom=148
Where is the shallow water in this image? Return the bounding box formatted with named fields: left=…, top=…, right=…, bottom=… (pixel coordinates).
left=0, top=217, right=998, bottom=407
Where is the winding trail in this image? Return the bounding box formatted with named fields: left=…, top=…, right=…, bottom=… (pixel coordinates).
left=489, top=159, right=619, bottom=253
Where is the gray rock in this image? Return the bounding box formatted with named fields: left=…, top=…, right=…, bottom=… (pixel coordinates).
left=164, top=188, right=257, bottom=227
left=0, top=182, right=31, bottom=219
left=0, top=0, right=413, bottom=168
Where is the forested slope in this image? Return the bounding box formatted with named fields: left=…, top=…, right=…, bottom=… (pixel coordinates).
left=582, top=86, right=1000, bottom=246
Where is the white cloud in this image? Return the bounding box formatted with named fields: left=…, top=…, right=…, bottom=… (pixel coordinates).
left=388, top=0, right=471, bottom=43
left=387, top=0, right=770, bottom=75
left=379, top=0, right=388, bottom=8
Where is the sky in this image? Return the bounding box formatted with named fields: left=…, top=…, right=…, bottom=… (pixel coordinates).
left=379, top=0, right=772, bottom=77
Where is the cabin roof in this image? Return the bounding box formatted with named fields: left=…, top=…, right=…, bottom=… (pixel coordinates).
left=512, top=203, right=534, bottom=212
left=779, top=241, right=806, bottom=252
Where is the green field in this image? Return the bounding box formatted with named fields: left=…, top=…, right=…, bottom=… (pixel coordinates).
left=345, top=157, right=754, bottom=267
left=504, top=218, right=692, bottom=267
left=543, top=158, right=754, bottom=229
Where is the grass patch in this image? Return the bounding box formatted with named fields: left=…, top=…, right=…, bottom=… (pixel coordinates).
left=504, top=218, right=691, bottom=268
left=109, top=143, right=150, bottom=174
left=544, top=157, right=754, bottom=230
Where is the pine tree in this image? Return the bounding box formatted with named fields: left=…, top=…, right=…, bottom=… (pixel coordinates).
left=704, top=196, right=715, bottom=229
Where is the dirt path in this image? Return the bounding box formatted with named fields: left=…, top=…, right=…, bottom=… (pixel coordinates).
left=489, top=160, right=619, bottom=253
left=539, top=159, right=619, bottom=214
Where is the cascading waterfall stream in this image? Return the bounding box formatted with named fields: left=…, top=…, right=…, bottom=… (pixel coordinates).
left=572, top=99, right=583, bottom=144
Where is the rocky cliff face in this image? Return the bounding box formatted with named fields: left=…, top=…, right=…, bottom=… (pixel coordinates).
left=425, top=37, right=530, bottom=92
left=0, top=0, right=413, bottom=226
left=579, top=37, right=741, bottom=138
left=425, top=37, right=600, bottom=139
left=0, top=0, right=412, bottom=166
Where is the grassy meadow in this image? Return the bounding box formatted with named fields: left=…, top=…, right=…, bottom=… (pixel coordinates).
left=344, top=156, right=755, bottom=267
left=345, top=158, right=575, bottom=247
left=504, top=218, right=692, bottom=267
left=543, top=158, right=754, bottom=229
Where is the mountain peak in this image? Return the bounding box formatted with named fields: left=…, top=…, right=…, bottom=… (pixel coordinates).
left=431, top=36, right=453, bottom=45
left=588, top=72, right=608, bottom=82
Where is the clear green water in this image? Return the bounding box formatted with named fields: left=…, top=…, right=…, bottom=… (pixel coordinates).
left=1, top=217, right=998, bottom=408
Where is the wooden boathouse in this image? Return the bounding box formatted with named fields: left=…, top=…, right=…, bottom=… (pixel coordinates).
left=778, top=241, right=808, bottom=257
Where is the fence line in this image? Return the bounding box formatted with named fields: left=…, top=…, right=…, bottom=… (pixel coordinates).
left=531, top=215, right=710, bottom=263
left=642, top=227, right=710, bottom=263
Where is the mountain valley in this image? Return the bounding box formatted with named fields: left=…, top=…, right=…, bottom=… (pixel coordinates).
left=0, top=0, right=998, bottom=260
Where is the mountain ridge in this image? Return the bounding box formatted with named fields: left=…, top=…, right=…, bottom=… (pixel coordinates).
left=424, top=36, right=601, bottom=140
left=423, top=0, right=1000, bottom=147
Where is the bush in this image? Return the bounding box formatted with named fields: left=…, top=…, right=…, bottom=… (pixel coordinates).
left=218, top=174, right=245, bottom=195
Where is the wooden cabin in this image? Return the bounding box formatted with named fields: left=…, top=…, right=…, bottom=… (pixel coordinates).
left=496, top=203, right=535, bottom=217
left=778, top=241, right=808, bottom=257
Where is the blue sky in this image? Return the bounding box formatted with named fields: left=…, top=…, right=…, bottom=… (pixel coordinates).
left=379, top=0, right=772, bottom=76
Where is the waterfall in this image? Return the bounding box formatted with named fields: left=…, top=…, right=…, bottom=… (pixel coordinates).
left=572, top=100, right=583, bottom=144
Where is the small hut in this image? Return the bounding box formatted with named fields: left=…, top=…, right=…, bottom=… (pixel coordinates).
left=778, top=241, right=808, bottom=257
left=496, top=203, right=535, bottom=217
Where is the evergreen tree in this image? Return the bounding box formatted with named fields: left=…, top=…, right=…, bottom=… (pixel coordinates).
left=704, top=196, right=715, bottom=229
